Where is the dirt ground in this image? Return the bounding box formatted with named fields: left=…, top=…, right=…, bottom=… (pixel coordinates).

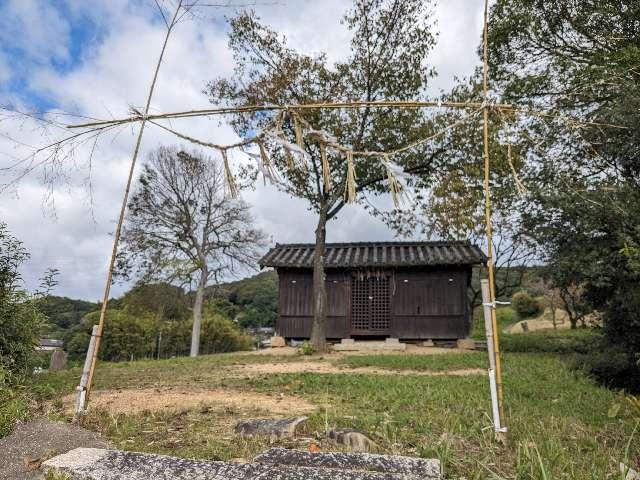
left=60, top=360, right=483, bottom=415
left=62, top=387, right=316, bottom=416
left=506, top=318, right=571, bottom=333
left=0, top=419, right=110, bottom=480
left=231, top=361, right=484, bottom=377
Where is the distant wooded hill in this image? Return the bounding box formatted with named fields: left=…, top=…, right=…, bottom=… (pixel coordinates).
left=41, top=270, right=278, bottom=345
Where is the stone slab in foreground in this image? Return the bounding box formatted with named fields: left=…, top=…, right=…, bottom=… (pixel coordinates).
left=254, top=447, right=440, bottom=479
left=43, top=448, right=440, bottom=480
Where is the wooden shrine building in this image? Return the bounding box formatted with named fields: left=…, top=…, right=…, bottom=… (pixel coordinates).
left=259, top=241, right=486, bottom=340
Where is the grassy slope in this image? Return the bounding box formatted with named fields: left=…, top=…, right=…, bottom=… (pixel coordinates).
left=25, top=351, right=640, bottom=479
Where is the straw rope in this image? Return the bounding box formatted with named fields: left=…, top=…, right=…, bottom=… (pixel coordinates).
left=147, top=106, right=481, bottom=203
left=66, top=101, right=625, bottom=133
left=320, top=142, right=331, bottom=192
left=344, top=150, right=357, bottom=203
left=221, top=149, right=239, bottom=198
left=506, top=144, right=527, bottom=197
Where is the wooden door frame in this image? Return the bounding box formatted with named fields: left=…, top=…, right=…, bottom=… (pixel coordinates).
left=348, top=269, right=392, bottom=336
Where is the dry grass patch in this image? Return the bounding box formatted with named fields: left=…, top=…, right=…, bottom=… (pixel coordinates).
left=62, top=387, right=316, bottom=416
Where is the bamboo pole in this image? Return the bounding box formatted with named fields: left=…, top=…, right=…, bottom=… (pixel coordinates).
left=67, top=100, right=510, bottom=130
left=481, top=279, right=504, bottom=432
left=482, top=0, right=506, bottom=437
left=78, top=0, right=184, bottom=413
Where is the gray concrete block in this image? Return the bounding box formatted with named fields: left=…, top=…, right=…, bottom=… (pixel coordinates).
left=254, top=447, right=440, bottom=479
left=43, top=448, right=430, bottom=480
left=333, top=341, right=406, bottom=352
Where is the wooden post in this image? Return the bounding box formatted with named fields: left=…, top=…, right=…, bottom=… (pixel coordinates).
left=74, top=325, right=99, bottom=420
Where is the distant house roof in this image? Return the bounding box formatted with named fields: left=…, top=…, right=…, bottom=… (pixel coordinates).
left=259, top=241, right=486, bottom=269
left=38, top=338, right=64, bottom=348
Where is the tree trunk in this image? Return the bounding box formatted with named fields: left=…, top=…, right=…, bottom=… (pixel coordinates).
left=190, top=271, right=207, bottom=357
left=310, top=203, right=328, bottom=352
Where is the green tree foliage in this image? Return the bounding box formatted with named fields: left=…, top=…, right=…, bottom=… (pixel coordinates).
left=121, top=283, right=189, bottom=320
left=39, top=296, right=97, bottom=335
left=380, top=76, right=536, bottom=307
left=213, top=271, right=277, bottom=328
left=511, top=291, right=543, bottom=319
left=207, top=0, right=440, bottom=350
left=487, top=0, right=640, bottom=389
left=84, top=309, right=156, bottom=362
left=0, top=223, right=49, bottom=380
left=67, top=282, right=253, bottom=362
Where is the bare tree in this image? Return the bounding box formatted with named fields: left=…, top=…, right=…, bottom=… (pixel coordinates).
left=117, top=146, right=265, bottom=356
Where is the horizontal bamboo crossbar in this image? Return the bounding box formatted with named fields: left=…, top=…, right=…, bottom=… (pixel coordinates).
left=67, top=100, right=510, bottom=129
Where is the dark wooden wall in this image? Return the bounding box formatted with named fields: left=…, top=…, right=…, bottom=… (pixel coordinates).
left=276, top=266, right=471, bottom=340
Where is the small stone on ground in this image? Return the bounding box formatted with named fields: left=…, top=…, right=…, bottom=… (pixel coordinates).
left=329, top=428, right=378, bottom=453
left=270, top=336, right=287, bottom=347
left=235, top=416, right=308, bottom=438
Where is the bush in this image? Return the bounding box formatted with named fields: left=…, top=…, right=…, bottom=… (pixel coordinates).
left=78, top=306, right=252, bottom=362
left=199, top=311, right=253, bottom=354
left=298, top=341, right=315, bottom=356
left=573, top=348, right=640, bottom=394
left=0, top=223, right=48, bottom=379
left=511, top=290, right=544, bottom=318
left=500, top=329, right=640, bottom=393
left=496, top=306, right=518, bottom=327
left=0, top=381, right=29, bottom=437
left=501, top=329, right=600, bottom=354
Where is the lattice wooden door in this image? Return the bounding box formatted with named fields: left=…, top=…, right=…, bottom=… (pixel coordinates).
left=350, top=275, right=390, bottom=334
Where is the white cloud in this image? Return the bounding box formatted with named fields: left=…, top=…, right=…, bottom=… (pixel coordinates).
left=0, top=0, right=71, bottom=65
left=1, top=0, right=485, bottom=299
left=0, top=53, right=11, bottom=85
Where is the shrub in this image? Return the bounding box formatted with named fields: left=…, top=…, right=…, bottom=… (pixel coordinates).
left=499, top=329, right=640, bottom=393
left=573, top=348, right=640, bottom=394
left=298, top=341, right=315, bottom=356
left=0, top=223, right=48, bottom=379
left=496, top=306, right=518, bottom=327
left=78, top=306, right=253, bottom=361
left=511, top=290, right=543, bottom=318
left=501, top=329, right=599, bottom=354
left=199, top=311, right=253, bottom=354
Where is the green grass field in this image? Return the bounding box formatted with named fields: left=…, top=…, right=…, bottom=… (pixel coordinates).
left=11, top=347, right=640, bottom=479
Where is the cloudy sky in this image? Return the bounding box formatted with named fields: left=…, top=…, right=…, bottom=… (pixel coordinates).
left=0, top=0, right=486, bottom=301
